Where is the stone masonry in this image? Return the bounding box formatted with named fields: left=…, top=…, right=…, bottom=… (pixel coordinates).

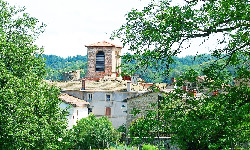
left=126, top=92, right=161, bottom=127
left=85, top=41, right=122, bottom=79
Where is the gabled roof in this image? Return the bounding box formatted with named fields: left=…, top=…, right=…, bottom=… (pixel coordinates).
left=59, top=93, right=89, bottom=107
left=85, top=41, right=122, bottom=48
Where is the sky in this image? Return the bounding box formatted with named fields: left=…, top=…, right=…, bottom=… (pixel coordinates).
left=7, top=0, right=220, bottom=58
left=8, top=0, right=152, bottom=57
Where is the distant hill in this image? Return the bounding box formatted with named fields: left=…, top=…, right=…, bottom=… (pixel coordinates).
left=43, top=54, right=235, bottom=83
left=43, top=55, right=87, bottom=81
left=122, top=54, right=219, bottom=83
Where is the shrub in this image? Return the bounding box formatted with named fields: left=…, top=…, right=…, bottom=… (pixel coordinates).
left=142, top=144, right=158, bottom=150
left=67, top=114, right=120, bottom=149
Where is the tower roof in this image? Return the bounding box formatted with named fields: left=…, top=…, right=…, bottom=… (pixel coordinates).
left=85, top=41, right=122, bottom=48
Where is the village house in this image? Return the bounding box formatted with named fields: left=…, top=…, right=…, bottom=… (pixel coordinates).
left=48, top=41, right=174, bottom=128
left=124, top=76, right=208, bottom=128
left=53, top=78, right=171, bottom=128
left=52, top=78, right=149, bottom=128
left=59, top=93, right=89, bottom=129
left=48, top=41, right=151, bottom=128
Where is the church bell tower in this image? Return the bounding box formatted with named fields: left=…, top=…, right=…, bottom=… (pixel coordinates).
left=85, top=41, right=122, bottom=79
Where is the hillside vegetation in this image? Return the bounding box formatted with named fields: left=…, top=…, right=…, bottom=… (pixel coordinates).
left=43, top=54, right=234, bottom=83
left=43, top=55, right=87, bottom=80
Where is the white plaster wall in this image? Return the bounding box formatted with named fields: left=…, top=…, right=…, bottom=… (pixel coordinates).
left=84, top=91, right=138, bottom=128
left=71, top=107, right=88, bottom=127
left=90, top=92, right=128, bottom=117
left=109, top=100, right=127, bottom=128
left=83, top=91, right=144, bottom=128
left=60, top=102, right=88, bottom=129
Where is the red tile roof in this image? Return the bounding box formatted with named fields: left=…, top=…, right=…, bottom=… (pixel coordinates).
left=85, top=41, right=122, bottom=48
left=59, top=93, right=89, bottom=107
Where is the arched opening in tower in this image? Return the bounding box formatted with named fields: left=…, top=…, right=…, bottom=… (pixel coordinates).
left=96, top=51, right=105, bottom=72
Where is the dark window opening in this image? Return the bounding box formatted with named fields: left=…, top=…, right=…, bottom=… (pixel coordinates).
left=106, top=94, right=111, bottom=101
left=96, top=51, right=105, bottom=72
left=88, top=108, right=92, bottom=114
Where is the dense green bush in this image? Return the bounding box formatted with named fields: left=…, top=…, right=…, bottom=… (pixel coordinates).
left=109, top=144, right=138, bottom=150
left=142, top=144, right=158, bottom=150
left=0, top=1, right=68, bottom=149
left=67, top=114, right=120, bottom=149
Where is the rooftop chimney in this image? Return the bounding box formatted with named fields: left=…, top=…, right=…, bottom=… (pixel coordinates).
left=82, top=79, right=85, bottom=90
left=127, top=81, right=131, bottom=92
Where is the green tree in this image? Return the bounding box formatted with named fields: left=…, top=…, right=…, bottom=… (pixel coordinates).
left=67, top=114, right=120, bottom=149
left=43, top=54, right=87, bottom=81
left=113, top=0, right=249, bottom=149
left=129, top=111, right=159, bottom=145
left=0, top=1, right=68, bottom=149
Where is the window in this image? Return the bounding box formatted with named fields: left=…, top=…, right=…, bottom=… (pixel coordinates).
left=96, top=51, right=105, bottom=72
left=88, top=108, right=92, bottom=114
left=105, top=107, right=111, bottom=116
left=87, top=93, right=93, bottom=102
left=106, top=94, right=111, bottom=101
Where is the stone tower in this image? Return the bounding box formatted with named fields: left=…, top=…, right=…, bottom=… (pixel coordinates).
left=85, top=41, right=122, bottom=79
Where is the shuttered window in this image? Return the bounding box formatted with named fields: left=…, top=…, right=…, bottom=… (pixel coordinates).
left=96, top=51, right=105, bottom=72
left=105, top=107, right=111, bottom=116
left=87, top=93, right=93, bottom=102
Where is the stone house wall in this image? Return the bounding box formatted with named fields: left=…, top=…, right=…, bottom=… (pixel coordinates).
left=126, top=92, right=160, bottom=127
left=234, top=78, right=250, bottom=87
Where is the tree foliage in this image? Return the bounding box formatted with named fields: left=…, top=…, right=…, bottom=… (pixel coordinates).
left=66, top=114, right=120, bottom=149
left=0, top=1, right=68, bottom=149
left=113, top=0, right=249, bottom=66
left=122, top=54, right=226, bottom=83
left=114, top=0, right=249, bottom=149
left=129, top=111, right=161, bottom=145
left=43, top=53, right=221, bottom=82
left=43, top=54, right=87, bottom=81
